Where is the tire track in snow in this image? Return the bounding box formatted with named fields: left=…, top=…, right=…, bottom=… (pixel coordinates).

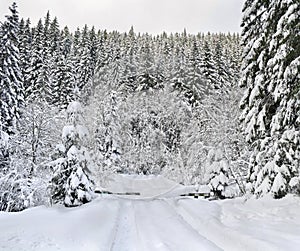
left=173, top=198, right=282, bottom=251
left=133, top=199, right=221, bottom=251
left=109, top=200, right=139, bottom=251
left=108, top=200, right=122, bottom=251
left=161, top=199, right=224, bottom=251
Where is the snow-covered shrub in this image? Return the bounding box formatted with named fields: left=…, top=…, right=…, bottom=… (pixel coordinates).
left=49, top=158, right=70, bottom=204
left=205, top=145, right=230, bottom=199
left=289, top=177, right=300, bottom=195
left=0, top=170, right=34, bottom=212
left=1, top=101, right=64, bottom=211
left=0, top=129, right=9, bottom=172
left=65, top=165, right=93, bottom=206
left=0, top=174, right=44, bottom=212
left=49, top=101, right=94, bottom=207
left=0, top=126, right=31, bottom=211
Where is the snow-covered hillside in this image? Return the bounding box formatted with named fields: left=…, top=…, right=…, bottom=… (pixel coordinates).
left=1, top=175, right=300, bottom=251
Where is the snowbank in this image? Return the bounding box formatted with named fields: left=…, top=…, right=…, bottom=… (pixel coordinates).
left=0, top=198, right=120, bottom=251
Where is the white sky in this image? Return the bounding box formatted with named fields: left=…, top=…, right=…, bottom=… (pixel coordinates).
left=0, top=0, right=244, bottom=34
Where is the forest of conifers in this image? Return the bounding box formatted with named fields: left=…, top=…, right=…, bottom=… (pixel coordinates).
left=0, top=1, right=299, bottom=211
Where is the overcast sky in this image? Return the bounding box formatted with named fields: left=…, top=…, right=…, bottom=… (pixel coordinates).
left=1, top=0, right=244, bottom=34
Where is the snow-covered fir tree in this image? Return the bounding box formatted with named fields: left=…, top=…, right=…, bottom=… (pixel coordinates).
left=18, top=18, right=32, bottom=100
left=213, top=38, right=231, bottom=87
left=0, top=2, right=24, bottom=134
left=240, top=0, right=300, bottom=198
left=205, top=144, right=230, bottom=199
left=184, top=37, right=206, bottom=106
left=52, top=48, right=76, bottom=109
left=50, top=101, right=94, bottom=207
left=201, top=40, right=218, bottom=91
left=26, top=18, right=51, bottom=101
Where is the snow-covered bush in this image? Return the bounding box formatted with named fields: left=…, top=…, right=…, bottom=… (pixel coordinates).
left=65, top=165, right=93, bottom=206
left=0, top=101, right=64, bottom=211
left=0, top=123, right=28, bottom=211
left=0, top=128, right=9, bottom=172
left=0, top=170, right=32, bottom=212
left=289, top=177, right=300, bottom=195
left=205, top=145, right=230, bottom=199
left=0, top=128, right=31, bottom=211
left=49, top=101, right=94, bottom=207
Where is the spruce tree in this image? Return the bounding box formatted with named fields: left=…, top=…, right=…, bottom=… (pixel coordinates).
left=213, top=39, right=231, bottom=87
left=0, top=2, right=24, bottom=134
left=19, top=18, right=33, bottom=100
left=240, top=0, right=300, bottom=198
left=27, top=19, right=50, bottom=101
left=49, top=17, right=61, bottom=56
left=200, top=40, right=218, bottom=91
left=185, top=37, right=206, bottom=106
left=50, top=101, right=94, bottom=206
left=205, top=144, right=230, bottom=199
left=52, top=48, right=76, bottom=109
left=76, top=25, right=98, bottom=93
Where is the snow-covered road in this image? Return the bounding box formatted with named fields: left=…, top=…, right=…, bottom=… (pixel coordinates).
left=1, top=175, right=300, bottom=251
left=111, top=199, right=220, bottom=251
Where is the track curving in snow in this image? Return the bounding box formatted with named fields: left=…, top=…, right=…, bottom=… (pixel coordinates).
left=1, top=175, right=300, bottom=251
left=132, top=198, right=221, bottom=251
left=170, top=197, right=299, bottom=251
left=106, top=197, right=220, bottom=251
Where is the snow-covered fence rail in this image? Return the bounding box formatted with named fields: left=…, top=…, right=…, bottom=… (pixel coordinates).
left=95, top=190, right=140, bottom=196
left=94, top=174, right=211, bottom=199
left=180, top=192, right=210, bottom=199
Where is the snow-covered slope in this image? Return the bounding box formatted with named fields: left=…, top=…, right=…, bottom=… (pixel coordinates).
left=1, top=175, right=300, bottom=251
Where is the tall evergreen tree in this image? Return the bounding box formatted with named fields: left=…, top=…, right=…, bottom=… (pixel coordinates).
left=213, top=39, right=231, bottom=87
left=240, top=0, right=300, bottom=198
left=200, top=40, right=218, bottom=91
left=27, top=19, right=50, bottom=101
left=52, top=51, right=76, bottom=109
left=136, top=37, right=162, bottom=91
left=0, top=2, right=23, bottom=134
left=185, top=38, right=206, bottom=106
left=19, top=18, right=32, bottom=100
left=76, top=25, right=97, bottom=93
left=49, top=16, right=61, bottom=55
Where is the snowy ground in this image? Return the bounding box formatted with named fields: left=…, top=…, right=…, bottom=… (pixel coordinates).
left=1, top=175, right=300, bottom=251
